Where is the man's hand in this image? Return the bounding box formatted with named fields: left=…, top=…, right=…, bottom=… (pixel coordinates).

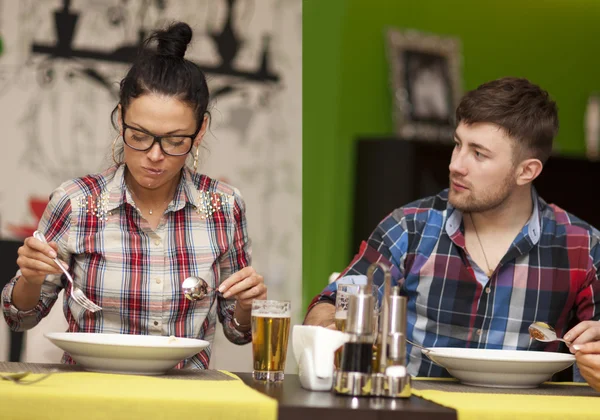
left=564, top=321, right=600, bottom=353
left=573, top=342, right=600, bottom=392
left=303, top=302, right=336, bottom=329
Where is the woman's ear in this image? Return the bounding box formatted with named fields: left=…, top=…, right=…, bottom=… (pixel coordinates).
left=117, top=104, right=123, bottom=137
left=194, top=115, right=209, bottom=148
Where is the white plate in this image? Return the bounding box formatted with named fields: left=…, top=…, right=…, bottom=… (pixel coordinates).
left=45, top=332, right=210, bottom=375
left=423, top=347, right=575, bottom=388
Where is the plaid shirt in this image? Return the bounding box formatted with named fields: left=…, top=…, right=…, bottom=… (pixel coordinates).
left=309, top=188, right=600, bottom=377
left=2, top=164, right=252, bottom=368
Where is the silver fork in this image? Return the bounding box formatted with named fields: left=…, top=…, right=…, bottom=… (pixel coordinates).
left=0, top=371, right=55, bottom=385
left=33, top=230, right=102, bottom=312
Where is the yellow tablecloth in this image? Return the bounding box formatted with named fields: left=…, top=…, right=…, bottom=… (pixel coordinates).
left=0, top=371, right=277, bottom=420
left=412, top=378, right=600, bottom=420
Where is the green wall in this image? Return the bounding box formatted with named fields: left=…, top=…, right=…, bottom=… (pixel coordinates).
left=302, top=0, right=600, bottom=311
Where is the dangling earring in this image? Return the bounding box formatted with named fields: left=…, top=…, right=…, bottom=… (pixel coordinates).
left=112, top=135, right=121, bottom=166
left=193, top=147, right=199, bottom=173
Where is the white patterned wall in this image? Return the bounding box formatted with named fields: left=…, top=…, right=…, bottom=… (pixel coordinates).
left=0, top=0, right=301, bottom=373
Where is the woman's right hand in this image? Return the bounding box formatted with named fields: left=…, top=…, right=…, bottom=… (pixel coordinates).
left=17, top=235, right=65, bottom=285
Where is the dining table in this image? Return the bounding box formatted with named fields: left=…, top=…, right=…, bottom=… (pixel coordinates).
left=237, top=372, right=456, bottom=420
left=2, top=361, right=600, bottom=420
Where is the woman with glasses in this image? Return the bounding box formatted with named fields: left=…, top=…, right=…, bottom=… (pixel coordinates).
left=1, top=22, right=266, bottom=369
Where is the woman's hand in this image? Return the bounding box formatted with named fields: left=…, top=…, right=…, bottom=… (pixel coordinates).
left=218, top=266, right=267, bottom=312
left=17, top=235, right=65, bottom=285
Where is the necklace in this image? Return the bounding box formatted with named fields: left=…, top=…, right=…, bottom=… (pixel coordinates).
left=468, top=213, right=494, bottom=277
left=128, top=186, right=171, bottom=216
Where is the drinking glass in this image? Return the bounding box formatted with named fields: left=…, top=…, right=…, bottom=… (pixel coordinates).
left=251, top=300, right=292, bottom=382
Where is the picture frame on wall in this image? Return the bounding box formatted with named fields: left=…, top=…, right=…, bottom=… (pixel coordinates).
left=385, top=28, right=462, bottom=142
left=585, top=93, right=600, bottom=160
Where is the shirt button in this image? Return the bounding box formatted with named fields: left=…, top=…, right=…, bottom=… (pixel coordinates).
left=476, top=329, right=482, bottom=335
left=485, top=287, right=491, bottom=294
left=154, top=239, right=161, bottom=246
left=155, top=278, right=161, bottom=284
left=154, top=321, right=159, bottom=326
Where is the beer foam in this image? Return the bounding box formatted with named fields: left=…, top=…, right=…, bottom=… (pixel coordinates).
left=252, top=312, right=291, bottom=318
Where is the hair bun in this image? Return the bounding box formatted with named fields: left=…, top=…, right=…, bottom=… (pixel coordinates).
left=152, top=22, right=193, bottom=58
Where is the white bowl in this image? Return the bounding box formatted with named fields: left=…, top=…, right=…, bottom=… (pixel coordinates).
left=45, top=332, right=210, bottom=375
left=423, top=347, right=575, bottom=388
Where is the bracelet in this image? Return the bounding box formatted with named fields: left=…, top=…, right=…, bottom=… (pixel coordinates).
left=233, top=314, right=251, bottom=329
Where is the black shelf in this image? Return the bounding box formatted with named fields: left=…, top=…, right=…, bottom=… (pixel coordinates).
left=351, top=138, right=600, bottom=258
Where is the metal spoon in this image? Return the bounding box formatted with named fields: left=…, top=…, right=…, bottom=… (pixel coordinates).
left=406, top=338, right=432, bottom=354
left=528, top=321, right=572, bottom=346
left=407, top=339, right=447, bottom=367
left=182, top=276, right=224, bottom=301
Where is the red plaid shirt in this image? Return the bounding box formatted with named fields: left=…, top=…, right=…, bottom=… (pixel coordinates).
left=2, top=164, right=251, bottom=368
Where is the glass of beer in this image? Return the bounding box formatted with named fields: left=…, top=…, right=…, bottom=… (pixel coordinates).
left=335, top=284, right=380, bottom=331
left=251, top=299, right=292, bottom=382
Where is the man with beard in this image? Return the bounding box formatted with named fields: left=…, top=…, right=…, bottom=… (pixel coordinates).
left=304, top=77, right=600, bottom=384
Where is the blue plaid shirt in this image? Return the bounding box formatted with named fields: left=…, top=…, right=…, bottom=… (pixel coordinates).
left=309, top=189, right=600, bottom=377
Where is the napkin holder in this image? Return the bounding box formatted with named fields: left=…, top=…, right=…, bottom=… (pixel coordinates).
left=293, top=325, right=351, bottom=391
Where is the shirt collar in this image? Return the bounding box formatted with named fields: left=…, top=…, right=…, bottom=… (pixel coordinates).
left=527, top=188, right=541, bottom=244
left=177, top=167, right=202, bottom=211
left=103, top=165, right=199, bottom=213
left=104, top=164, right=128, bottom=212
left=444, top=187, right=541, bottom=246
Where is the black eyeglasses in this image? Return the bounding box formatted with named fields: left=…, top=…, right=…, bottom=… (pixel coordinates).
left=121, top=121, right=200, bottom=156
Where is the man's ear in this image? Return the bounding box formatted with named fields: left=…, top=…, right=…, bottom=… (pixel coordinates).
left=516, top=158, right=543, bottom=186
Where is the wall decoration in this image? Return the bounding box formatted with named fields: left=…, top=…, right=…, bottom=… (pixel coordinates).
left=385, top=28, right=462, bottom=142
left=0, top=0, right=301, bottom=374
left=585, top=93, right=600, bottom=160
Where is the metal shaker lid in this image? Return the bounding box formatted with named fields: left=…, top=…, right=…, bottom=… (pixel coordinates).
left=387, top=286, right=407, bottom=362
left=346, top=289, right=375, bottom=336
left=389, top=287, right=407, bottom=335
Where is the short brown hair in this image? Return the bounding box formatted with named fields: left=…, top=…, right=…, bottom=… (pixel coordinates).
left=455, top=77, right=558, bottom=164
